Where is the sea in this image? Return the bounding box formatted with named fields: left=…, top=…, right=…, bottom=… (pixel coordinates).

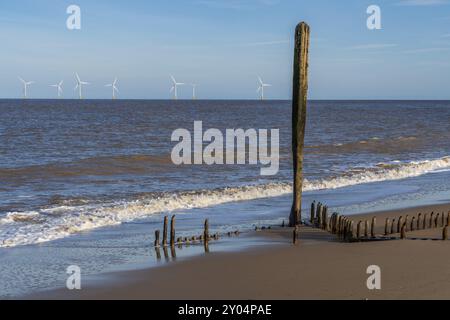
left=1, top=99, right=450, bottom=297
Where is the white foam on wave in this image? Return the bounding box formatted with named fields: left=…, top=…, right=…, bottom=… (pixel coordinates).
left=2, top=156, right=450, bottom=248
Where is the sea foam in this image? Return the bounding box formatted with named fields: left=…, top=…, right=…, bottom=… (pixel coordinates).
left=1, top=156, right=450, bottom=248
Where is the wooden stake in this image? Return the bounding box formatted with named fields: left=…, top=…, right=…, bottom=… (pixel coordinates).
left=170, top=215, right=176, bottom=247
left=411, top=217, right=416, bottom=232
left=443, top=226, right=449, bottom=241
left=397, top=216, right=403, bottom=233
left=384, top=218, right=390, bottom=236
left=310, top=201, right=315, bottom=224
left=417, top=213, right=422, bottom=230
left=365, top=220, right=369, bottom=238
left=154, top=230, right=160, bottom=248
left=357, top=221, right=362, bottom=240
left=430, top=212, right=434, bottom=229
left=401, top=224, right=407, bottom=240
left=289, top=22, right=310, bottom=227
left=323, top=206, right=328, bottom=230
left=391, top=218, right=396, bottom=234
left=371, top=217, right=376, bottom=238
left=162, top=216, right=168, bottom=247
left=435, top=213, right=440, bottom=228
left=204, top=219, right=210, bottom=244
left=423, top=213, right=428, bottom=230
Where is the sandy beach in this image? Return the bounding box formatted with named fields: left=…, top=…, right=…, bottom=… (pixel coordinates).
left=27, top=203, right=450, bottom=300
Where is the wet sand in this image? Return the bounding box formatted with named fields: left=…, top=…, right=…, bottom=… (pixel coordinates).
left=27, top=203, right=450, bottom=300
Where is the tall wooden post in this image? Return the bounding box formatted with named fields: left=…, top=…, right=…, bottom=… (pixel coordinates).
left=162, top=216, right=168, bottom=247
left=290, top=22, right=310, bottom=227
left=310, top=201, right=315, bottom=224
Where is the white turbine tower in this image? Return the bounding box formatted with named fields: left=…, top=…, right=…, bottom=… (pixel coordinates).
left=170, top=75, right=184, bottom=100
left=74, top=73, right=90, bottom=99
left=18, top=77, right=35, bottom=99
left=191, top=84, right=197, bottom=100
left=257, top=77, right=272, bottom=100
left=50, top=80, right=64, bottom=98
left=105, top=77, right=119, bottom=100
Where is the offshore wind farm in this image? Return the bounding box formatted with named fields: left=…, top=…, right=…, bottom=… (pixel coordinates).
left=12, top=74, right=272, bottom=100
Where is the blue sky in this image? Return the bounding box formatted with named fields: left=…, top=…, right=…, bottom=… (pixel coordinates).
left=0, top=0, right=449, bottom=99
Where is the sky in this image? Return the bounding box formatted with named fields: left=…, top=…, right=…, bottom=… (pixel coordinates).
left=0, top=0, right=449, bottom=100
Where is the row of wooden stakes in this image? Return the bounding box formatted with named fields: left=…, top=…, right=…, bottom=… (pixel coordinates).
left=309, top=202, right=450, bottom=242
left=153, top=215, right=240, bottom=249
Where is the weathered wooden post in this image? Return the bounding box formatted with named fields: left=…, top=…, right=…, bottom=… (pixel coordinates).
left=170, top=215, right=176, bottom=247
left=397, top=216, right=403, bottom=233
left=384, top=218, right=390, bottom=236
left=430, top=212, right=434, bottom=229
left=347, top=221, right=354, bottom=242
left=365, top=220, right=369, bottom=238
left=155, top=247, right=161, bottom=260
left=417, top=213, right=422, bottom=230
left=435, top=213, right=440, bottom=228
left=154, top=230, right=161, bottom=248
left=404, top=215, right=409, bottom=232
left=163, top=246, right=169, bottom=261
left=443, top=226, right=449, bottom=241
left=317, top=204, right=323, bottom=228
left=357, top=221, right=362, bottom=240
left=401, top=224, right=407, bottom=240
left=411, top=217, right=416, bottom=232
left=442, top=212, right=445, bottom=227
left=371, top=217, right=376, bottom=238
left=289, top=22, right=310, bottom=227
left=391, top=218, right=396, bottom=234
left=447, top=212, right=450, bottom=226
left=162, top=216, right=168, bottom=247
left=423, top=213, right=428, bottom=230
left=323, top=206, right=328, bottom=230
left=204, top=219, right=210, bottom=248
left=310, top=201, right=316, bottom=224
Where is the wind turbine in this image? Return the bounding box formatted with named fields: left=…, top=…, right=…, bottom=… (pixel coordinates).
left=170, top=75, right=184, bottom=100
left=74, top=73, right=90, bottom=99
left=105, top=77, right=119, bottom=100
left=191, top=84, right=197, bottom=100
left=257, top=77, right=272, bottom=100
left=50, top=80, right=64, bottom=98
left=18, top=77, right=35, bottom=99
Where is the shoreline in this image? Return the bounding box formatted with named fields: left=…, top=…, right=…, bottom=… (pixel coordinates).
left=26, top=202, right=450, bottom=300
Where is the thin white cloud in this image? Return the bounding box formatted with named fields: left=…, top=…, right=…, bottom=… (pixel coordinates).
left=348, top=44, right=398, bottom=50
left=442, top=34, right=450, bottom=38
left=194, top=0, right=279, bottom=10
left=396, top=0, right=449, bottom=6
left=403, top=47, right=450, bottom=53
left=240, top=40, right=290, bottom=47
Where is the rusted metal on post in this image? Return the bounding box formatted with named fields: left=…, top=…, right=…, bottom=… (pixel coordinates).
left=290, top=22, right=310, bottom=227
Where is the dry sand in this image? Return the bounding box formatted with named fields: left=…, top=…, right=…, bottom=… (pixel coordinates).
left=28, top=203, right=450, bottom=300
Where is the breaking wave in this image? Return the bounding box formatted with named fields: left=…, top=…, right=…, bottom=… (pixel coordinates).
left=2, top=156, right=450, bottom=248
